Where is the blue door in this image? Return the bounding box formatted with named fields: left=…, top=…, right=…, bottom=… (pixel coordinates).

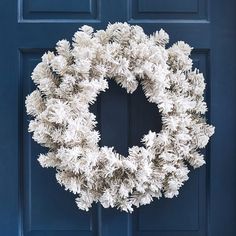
left=0, top=0, right=236, bottom=235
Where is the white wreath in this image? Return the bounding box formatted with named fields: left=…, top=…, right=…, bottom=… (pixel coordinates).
left=25, top=23, right=214, bottom=212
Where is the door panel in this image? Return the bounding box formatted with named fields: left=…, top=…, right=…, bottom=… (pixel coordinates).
left=20, top=0, right=100, bottom=21
left=21, top=51, right=98, bottom=236
left=0, top=0, right=236, bottom=236
left=129, top=0, right=208, bottom=20
left=131, top=52, right=209, bottom=236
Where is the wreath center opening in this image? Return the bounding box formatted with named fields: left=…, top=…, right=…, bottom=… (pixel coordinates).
left=91, top=79, right=162, bottom=157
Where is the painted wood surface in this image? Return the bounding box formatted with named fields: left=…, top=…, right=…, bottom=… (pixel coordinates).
left=0, top=0, right=235, bottom=235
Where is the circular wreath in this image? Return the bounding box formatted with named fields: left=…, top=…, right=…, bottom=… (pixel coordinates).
left=25, top=23, right=214, bottom=212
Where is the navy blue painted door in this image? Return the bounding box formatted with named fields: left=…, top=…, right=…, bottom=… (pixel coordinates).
left=0, top=0, right=236, bottom=236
